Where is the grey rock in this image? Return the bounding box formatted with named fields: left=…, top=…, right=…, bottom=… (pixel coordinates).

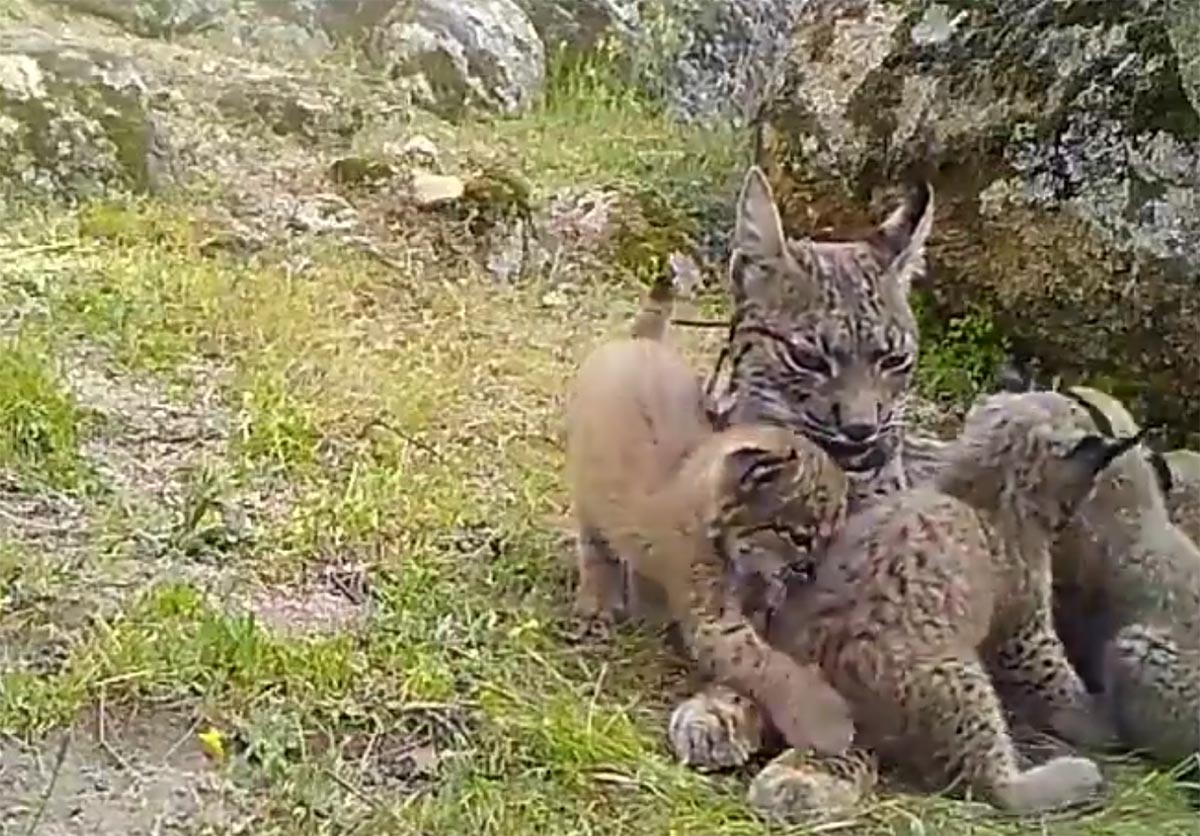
left=41, top=0, right=234, bottom=37
left=368, top=0, right=545, bottom=119
left=758, top=0, right=1200, bottom=444
left=646, top=0, right=806, bottom=124
left=0, top=29, right=171, bottom=198
left=513, top=0, right=638, bottom=56
left=252, top=0, right=401, bottom=40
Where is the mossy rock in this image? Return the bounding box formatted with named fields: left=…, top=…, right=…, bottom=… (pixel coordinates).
left=0, top=29, right=171, bottom=199
left=757, top=0, right=1200, bottom=445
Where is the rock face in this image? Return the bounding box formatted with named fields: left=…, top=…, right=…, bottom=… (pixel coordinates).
left=757, top=0, right=1200, bottom=444
left=652, top=0, right=805, bottom=124
left=513, top=0, right=638, bottom=57
left=368, top=0, right=545, bottom=119
left=0, top=30, right=170, bottom=198
left=42, top=0, right=235, bottom=37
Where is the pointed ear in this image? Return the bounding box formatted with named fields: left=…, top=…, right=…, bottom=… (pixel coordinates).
left=1065, top=429, right=1146, bottom=476
left=721, top=443, right=796, bottom=500
left=874, top=181, right=934, bottom=296
left=734, top=166, right=786, bottom=261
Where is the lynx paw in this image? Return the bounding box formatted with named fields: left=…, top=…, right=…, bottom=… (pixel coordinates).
left=747, top=749, right=872, bottom=823
left=566, top=610, right=616, bottom=643
left=667, top=685, right=764, bottom=771
left=994, top=756, right=1104, bottom=814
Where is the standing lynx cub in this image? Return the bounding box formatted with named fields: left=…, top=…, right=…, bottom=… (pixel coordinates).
left=763, top=391, right=1142, bottom=814
left=565, top=277, right=854, bottom=759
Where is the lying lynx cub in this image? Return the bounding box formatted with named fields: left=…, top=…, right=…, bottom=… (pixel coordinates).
left=1048, top=387, right=1200, bottom=766
left=764, top=391, right=1141, bottom=814
left=565, top=277, right=854, bottom=759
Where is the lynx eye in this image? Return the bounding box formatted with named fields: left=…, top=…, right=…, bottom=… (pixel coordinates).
left=878, top=352, right=912, bottom=373
left=785, top=346, right=831, bottom=375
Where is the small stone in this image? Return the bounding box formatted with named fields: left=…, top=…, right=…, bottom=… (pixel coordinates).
left=409, top=171, right=465, bottom=206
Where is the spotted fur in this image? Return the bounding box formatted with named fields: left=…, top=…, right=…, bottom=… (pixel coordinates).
left=1043, top=387, right=1200, bottom=766
left=758, top=391, right=1141, bottom=814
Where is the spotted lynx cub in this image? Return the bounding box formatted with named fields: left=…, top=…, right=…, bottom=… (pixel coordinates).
left=1045, top=387, right=1200, bottom=766
left=565, top=277, right=854, bottom=758
left=669, top=164, right=934, bottom=775
left=762, top=391, right=1142, bottom=814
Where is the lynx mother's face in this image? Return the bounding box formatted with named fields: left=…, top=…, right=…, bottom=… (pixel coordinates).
left=723, top=167, right=934, bottom=476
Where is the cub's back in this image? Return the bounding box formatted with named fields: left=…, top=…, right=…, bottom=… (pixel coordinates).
left=775, top=488, right=997, bottom=649
left=566, top=338, right=711, bottom=527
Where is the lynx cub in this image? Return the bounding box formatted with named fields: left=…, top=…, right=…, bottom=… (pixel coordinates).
left=1047, top=387, right=1200, bottom=766
left=763, top=391, right=1141, bottom=814
left=565, top=277, right=854, bottom=760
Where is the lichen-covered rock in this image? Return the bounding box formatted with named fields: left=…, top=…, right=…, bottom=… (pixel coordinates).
left=368, top=0, right=545, bottom=119
left=757, top=0, right=1200, bottom=445
left=645, top=0, right=804, bottom=124
left=43, top=0, right=235, bottom=37
left=513, top=0, right=638, bottom=56
left=252, top=0, right=400, bottom=40
left=0, top=30, right=170, bottom=198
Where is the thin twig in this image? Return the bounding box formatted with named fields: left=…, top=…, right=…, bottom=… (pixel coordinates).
left=97, top=688, right=136, bottom=774
left=22, top=734, right=69, bottom=836
left=0, top=241, right=81, bottom=261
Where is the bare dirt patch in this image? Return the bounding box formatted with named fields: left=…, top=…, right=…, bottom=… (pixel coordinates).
left=0, top=709, right=240, bottom=836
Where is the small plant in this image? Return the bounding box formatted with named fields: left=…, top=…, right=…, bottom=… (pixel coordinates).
left=913, top=293, right=1011, bottom=406
left=0, top=336, right=90, bottom=490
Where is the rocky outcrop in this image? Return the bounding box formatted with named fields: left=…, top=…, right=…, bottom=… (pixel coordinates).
left=513, top=0, right=638, bottom=57
left=757, top=0, right=1200, bottom=445
left=41, top=0, right=234, bottom=37
left=368, top=0, right=545, bottom=119
left=0, top=29, right=170, bottom=198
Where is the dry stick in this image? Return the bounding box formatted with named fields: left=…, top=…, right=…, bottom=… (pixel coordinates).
left=21, top=734, right=70, bottom=836
left=98, top=688, right=136, bottom=774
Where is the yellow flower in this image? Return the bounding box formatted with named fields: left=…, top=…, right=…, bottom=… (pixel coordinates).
left=197, top=728, right=226, bottom=761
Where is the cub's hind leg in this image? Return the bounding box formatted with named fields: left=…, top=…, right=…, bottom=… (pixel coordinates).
left=1103, top=624, right=1200, bottom=766
left=667, top=683, right=767, bottom=770
left=571, top=525, right=626, bottom=637
left=847, top=647, right=1103, bottom=813
left=987, top=607, right=1117, bottom=749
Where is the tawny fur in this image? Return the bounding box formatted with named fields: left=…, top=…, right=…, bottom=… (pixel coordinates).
left=763, top=391, right=1140, bottom=814
left=565, top=277, right=854, bottom=759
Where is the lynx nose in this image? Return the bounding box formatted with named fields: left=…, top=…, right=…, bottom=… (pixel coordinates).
left=839, top=422, right=877, bottom=443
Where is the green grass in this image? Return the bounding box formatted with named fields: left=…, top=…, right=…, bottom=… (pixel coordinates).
left=0, top=55, right=1195, bottom=836
left=0, top=331, right=91, bottom=489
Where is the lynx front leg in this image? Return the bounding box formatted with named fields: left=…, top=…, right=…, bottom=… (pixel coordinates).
left=667, top=684, right=766, bottom=770
left=1103, top=623, right=1200, bottom=765
left=988, top=607, right=1118, bottom=749
left=679, top=564, right=854, bottom=756
left=571, top=526, right=626, bottom=638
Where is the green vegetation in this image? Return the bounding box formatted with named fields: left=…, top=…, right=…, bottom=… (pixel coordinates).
left=1, top=45, right=1194, bottom=836
left=0, top=332, right=91, bottom=489
left=913, top=290, right=1011, bottom=408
